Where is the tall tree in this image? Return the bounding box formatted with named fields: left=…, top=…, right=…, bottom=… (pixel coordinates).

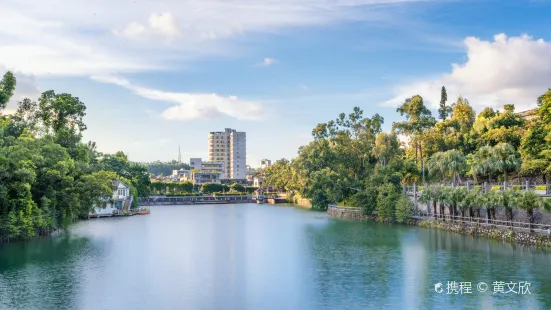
left=394, top=95, right=436, bottom=184
left=0, top=72, right=16, bottom=110
left=438, top=86, right=450, bottom=121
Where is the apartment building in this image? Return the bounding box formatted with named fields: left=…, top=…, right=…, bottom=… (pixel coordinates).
left=208, top=128, right=246, bottom=179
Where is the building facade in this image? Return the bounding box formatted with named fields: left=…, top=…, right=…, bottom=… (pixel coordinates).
left=208, top=128, right=246, bottom=179
left=260, top=159, right=272, bottom=169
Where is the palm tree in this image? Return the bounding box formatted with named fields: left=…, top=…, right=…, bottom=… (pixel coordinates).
left=496, top=189, right=516, bottom=224
left=419, top=185, right=443, bottom=219
left=492, top=143, right=521, bottom=189
left=470, top=146, right=495, bottom=185
left=427, top=152, right=446, bottom=183
left=441, top=187, right=463, bottom=219
left=460, top=188, right=481, bottom=220
left=512, top=191, right=549, bottom=231
left=445, top=150, right=467, bottom=187
left=483, top=190, right=501, bottom=224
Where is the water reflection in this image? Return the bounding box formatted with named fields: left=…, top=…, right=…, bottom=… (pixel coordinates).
left=305, top=219, right=551, bottom=309
left=0, top=205, right=550, bottom=310
left=0, top=234, right=93, bottom=310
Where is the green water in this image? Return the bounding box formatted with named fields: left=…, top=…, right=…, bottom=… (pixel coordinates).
left=0, top=203, right=550, bottom=309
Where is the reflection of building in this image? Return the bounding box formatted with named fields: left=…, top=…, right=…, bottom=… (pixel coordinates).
left=260, top=159, right=272, bottom=169
left=208, top=128, right=246, bottom=179
left=92, top=180, right=133, bottom=217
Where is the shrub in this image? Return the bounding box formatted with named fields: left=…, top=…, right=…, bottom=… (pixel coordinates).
left=395, top=195, right=413, bottom=223
left=376, top=183, right=399, bottom=222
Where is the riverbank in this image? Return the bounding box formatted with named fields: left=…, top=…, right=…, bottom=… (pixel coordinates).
left=327, top=205, right=551, bottom=247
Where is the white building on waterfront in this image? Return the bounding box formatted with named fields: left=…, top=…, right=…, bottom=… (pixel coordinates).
left=208, top=128, right=246, bottom=179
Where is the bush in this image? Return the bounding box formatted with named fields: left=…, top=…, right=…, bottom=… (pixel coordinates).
left=202, top=183, right=224, bottom=193
left=395, top=195, right=413, bottom=223
left=230, top=183, right=246, bottom=192
left=245, top=186, right=258, bottom=194
left=376, top=183, right=399, bottom=222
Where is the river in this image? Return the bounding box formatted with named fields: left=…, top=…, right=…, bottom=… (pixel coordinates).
left=0, top=203, right=550, bottom=309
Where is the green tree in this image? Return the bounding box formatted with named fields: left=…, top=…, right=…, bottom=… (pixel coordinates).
left=512, top=190, right=550, bottom=231
left=230, top=183, right=245, bottom=192
left=492, top=143, right=521, bottom=188
left=438, top=86, right=450, bottom=121
left=201, top=183, right=224, bottom=194
left=394, top=95, right=436, bottom=183
left=0, top=72, right=16, bottom=110
left=395, top=194, right=413, bottom=223
left=376, top=183, right=399, bottom=222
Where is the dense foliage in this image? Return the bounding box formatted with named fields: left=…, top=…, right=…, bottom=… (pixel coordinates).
left=264, top=89, right=551, bottom=219
left=0, top=71, right=150, bottom=241
left=144, top=160, right=190, bottom=176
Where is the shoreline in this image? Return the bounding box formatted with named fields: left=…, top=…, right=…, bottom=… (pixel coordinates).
left=327, top=205, right=551, bottom=247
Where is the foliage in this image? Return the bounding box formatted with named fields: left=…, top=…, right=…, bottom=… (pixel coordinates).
left=0, top=71, right=146, bottom=241
left=395, top=194, right=413, bottom=223
left=376, top=183, right=399, bottom=222
left=144, top=160, right=190, bottom=176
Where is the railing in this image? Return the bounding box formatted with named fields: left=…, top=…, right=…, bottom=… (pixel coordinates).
left=424, top=214, right=551, bottom=234
left=405, top=183, right=550, bottom=196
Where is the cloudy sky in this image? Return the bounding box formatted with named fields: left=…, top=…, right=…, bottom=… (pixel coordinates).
left=2, top=0, right=551, bottom=166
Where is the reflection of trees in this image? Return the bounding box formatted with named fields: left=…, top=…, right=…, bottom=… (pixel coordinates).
left=304, top=220, right=402, bottom=309
left=0, top=234, right=93, bottom=310
left=304, top=220, right=551, bottom=309
left=419, top=227, right=550, bottom=309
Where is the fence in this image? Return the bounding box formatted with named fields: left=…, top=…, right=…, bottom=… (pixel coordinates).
left=421, top=213, right=551, bottom=234
left=405, top=182, right=550, bottom=196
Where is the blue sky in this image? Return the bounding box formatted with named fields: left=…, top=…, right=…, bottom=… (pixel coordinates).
left=2, top=0, right=551, bottom=166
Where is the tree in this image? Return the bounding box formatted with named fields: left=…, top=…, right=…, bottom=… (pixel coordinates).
left=395, top=194, right=413, bottom=223
left=438, top=86, right=450, bottom=121
left=394, top=95, right=436, bottom=184
left=376, top=183, right=399, bottom=222
left=373, top=132, right=401, bottom=167
left=230, top=183, right=245, bottom=192
left=0, top=72, right=16, bottom=110
left=492, top=143, right=521, bottom=189
left=469, top=146, right=495, bottom=184
left=512, top=190, right=550, bottom=231
left=201, top=183, right=224, bottom=194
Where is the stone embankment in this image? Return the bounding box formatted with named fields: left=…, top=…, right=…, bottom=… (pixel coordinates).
left=327, top=205, right=551, bottom=247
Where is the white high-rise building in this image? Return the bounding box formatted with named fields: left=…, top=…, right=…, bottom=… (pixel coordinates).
left=208, top=128, right=246, bottom=179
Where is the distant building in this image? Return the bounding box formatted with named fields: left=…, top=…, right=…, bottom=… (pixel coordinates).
left=91, top=180, right=133, bottom=217
left=260, top=159, right=272, bottom=169
left=253, top=176, right=264, bottom=188
left=191, top=171, right=221, bottom=185
left=208, top=128, right=246, bottom=179
left=171, top=169, right=190, bottom=182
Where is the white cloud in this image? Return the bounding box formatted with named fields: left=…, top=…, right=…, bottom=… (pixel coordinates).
left=260, top=57, right=276, bottom=67
left=0, top=0, right=431, bottom=77
left=91, top=75, right=263, bottom=121
left=384, top=34, right=551, bottom=112
left=115, top=13, right=181, bottom=40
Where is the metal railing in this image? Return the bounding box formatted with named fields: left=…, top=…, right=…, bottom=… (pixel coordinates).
left=422, top=214, right=551, bottom=234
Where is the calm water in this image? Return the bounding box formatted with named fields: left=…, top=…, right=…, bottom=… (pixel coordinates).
left=1, top=204, right=551, bottom=310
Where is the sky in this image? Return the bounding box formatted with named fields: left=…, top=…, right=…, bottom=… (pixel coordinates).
left=2, top=0, right=551, bottom=167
